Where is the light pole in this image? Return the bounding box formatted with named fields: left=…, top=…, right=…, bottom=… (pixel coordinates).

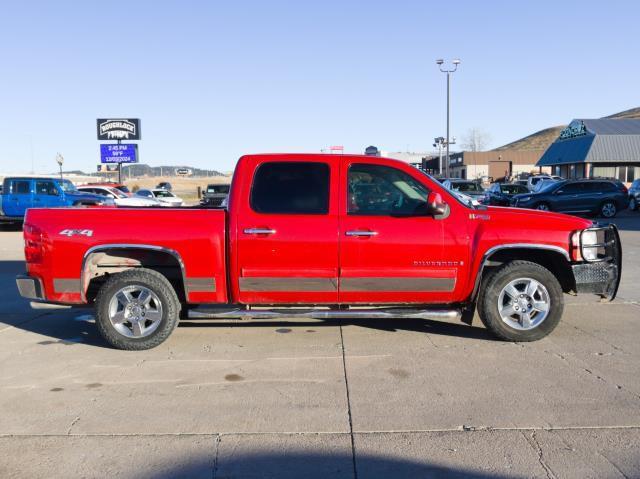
left=436, top=58, right=460, bottom=178
left=433, top=137, right=444, bottom=176
left=55, top=153, right=64, bottom=179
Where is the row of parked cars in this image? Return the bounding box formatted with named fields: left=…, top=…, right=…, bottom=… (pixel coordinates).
left=442, top=175, right=635, bottom=218
left=0, top=177, right=185, bottom=223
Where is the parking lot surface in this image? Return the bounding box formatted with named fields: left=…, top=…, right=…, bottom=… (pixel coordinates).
left=1, top=214, right=639, bottom=478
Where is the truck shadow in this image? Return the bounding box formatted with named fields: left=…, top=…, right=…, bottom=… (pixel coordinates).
left=132, top=450, right=518, bottom=479
left=0, top=223, right=23, bottom=232
left=602, top=213, right=640, bottom=232
left=178, top=317, right=493, bottom=340
left=5, top=310, right=493, bottom=350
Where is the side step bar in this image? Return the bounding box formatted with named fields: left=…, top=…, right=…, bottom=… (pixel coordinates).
left=188, top=308, right=461, bottom=321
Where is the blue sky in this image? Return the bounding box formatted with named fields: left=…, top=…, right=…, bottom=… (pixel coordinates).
left=0, top=0, right=638, bottom=173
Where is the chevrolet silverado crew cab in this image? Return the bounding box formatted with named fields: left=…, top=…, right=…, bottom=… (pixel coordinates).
left=16, top=154, right=621, bottom=350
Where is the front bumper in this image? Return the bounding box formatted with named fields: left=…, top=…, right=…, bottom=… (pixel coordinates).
left=571, top=225, right=622, bottom=301
left=16, top=275, right=45, bottom=301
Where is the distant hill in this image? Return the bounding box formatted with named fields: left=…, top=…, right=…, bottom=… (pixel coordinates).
left=494, top=107, right=640, bottom=151
left=63, top=163, right=226, bottom=177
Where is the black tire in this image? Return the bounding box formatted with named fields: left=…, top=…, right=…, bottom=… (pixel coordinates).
left=95, top=268, right=181, bottom=350
left=534, top=202, right=551, bottom=212
left=478, top=261, right=563, bottom=342
left=599, top=200, right=617, bottom=218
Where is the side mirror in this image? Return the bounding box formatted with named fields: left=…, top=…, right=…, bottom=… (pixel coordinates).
left=427, top=192, right=447, bottom=217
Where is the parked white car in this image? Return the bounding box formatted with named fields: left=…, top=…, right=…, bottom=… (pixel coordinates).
left=77, top=185, right=162, bottom=207
left=527, top=175, right=563, bottom=191
left=136, top=188, right=184, bottom=206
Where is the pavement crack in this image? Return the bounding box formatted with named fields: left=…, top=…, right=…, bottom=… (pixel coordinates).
left=522, top=430, right=556, bottom=479
left=212, top=434, right=221, bottom=479
left=66, top=416, right=80, bottom=435
left=339, top=325, right=358, bottom=479
left=598, top=451, right=629, bottom=479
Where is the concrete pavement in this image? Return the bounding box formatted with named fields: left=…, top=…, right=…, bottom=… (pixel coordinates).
left=1, top=214, right=639, bottom=478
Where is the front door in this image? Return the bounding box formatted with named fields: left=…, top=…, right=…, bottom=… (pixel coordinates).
left=235, top=158, right=340, bottom=304
left=4, top=179, right=32, bottom=217
left=553, top=182, right=589, bottom=212
left=338, top=160, right=455, bottom=304
left=34, top=180, right=64, bottom=208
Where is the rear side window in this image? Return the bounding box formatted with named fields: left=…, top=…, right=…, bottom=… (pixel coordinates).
left=11, top=180, right=30, bottom=194
left=558, top=183, right=585, bottom=194
left=586, top=182, right=615, bottom=192
left=251, top=162, right=329, bottom=214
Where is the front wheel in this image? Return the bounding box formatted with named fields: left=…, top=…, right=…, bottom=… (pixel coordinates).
left=478, top=261, right=563, bottom=341
left=535, top=202, right=551, bottom=211
left=599, top=201, right=617, bottom=218
left=629, top=197, right=637, bottom=211
left=95, top=268, right=181, bottom=350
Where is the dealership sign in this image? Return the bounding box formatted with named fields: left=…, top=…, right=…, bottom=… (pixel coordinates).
left=100, top=143, right=138, bottom=163
left=559, top=120, right=587, bottom=141
left=97, top=118, right=141, bottom=140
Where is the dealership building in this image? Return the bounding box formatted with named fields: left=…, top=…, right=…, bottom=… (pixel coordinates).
left=537, top=118, right=640, bottom=183
left=447, top=149, right=548, bottom=180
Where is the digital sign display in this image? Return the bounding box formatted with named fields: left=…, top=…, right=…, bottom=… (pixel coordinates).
left=100, top=144, right=138, bottom=163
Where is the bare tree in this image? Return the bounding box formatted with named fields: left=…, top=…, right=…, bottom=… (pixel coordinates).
left=461, top=128, right=492, bottom=152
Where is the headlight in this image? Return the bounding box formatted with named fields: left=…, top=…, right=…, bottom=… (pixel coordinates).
left=519, top=196, right=531, bottom=202
left=571, top=228, right=607, bottom=262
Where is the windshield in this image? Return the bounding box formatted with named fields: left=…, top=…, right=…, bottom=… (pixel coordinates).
left=420, top=171, right=476, bottom=209
left=207, top=185, right=230, bottom=193
left=452, top=182, right=482, bottom=192
left=500, top=184, right=527, bottom=195
left=59, top=179, right=77, bottom=193
left=154, top=190, right=174, bottom=198
left=107, top=187, right=127, bottom=198
left=116, top=185, right=131, bottom=194
left=537, top=181, right=562, bottom=193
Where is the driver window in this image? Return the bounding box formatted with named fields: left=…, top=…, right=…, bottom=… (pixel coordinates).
left=35, top=181, right=58, bottom=196
left=348, top=163, right=429, bottom=216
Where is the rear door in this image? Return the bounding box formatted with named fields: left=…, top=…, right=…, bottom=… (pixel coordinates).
left=3, top=179, right=32, bottom=217
left=235, top=158, right=340, bottom=304
left=338, top=160, right=457, bottom=304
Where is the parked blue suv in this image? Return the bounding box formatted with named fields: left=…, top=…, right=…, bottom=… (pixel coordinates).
left=0, top=177, right=111, bottom=223
left=510, top=179, right=629, bottom=218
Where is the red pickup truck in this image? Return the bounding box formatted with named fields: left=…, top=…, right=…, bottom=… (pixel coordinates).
left=16, top=154, right=621, bottom=350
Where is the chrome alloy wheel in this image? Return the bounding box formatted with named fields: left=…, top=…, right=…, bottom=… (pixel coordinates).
left=108, top=285, right=163, bottom=338
left=536, top=203, right=550, bottom=211
left=497, top=278, right=550, bottom=330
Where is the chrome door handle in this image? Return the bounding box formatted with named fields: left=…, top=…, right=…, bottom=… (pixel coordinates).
left=244, top=228, right=276, bottom=235
left=345, top=230, right=378, bottom=237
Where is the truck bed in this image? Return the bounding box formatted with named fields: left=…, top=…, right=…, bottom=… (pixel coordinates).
left=24, top=207, right=228, bottom=304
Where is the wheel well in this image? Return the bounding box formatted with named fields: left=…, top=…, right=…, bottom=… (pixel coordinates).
left=84, top=248, right=186, bottom=303
left=482, top=248, right=575, bottom=294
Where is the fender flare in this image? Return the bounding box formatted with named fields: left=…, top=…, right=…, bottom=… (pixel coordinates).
left=469, top=243, right=571, bottom=303
left=80, top=243, right=187, bottom=303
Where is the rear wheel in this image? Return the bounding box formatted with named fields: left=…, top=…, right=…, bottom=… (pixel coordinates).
left=535, top=202, right=551, bottom=211
left=478, top=261, right=563, bottom=341
left=95, top=268, right=180, bottom=350
left=599, top=200, right=617, bottom=218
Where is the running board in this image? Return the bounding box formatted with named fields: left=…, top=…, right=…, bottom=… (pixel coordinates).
left=188, top=307, right=461, bottom=321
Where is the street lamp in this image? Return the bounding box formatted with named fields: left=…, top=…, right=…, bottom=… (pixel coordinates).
left=436, top=58, right=460, bottom=177
left=55, top=153, right=64, bottom=179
